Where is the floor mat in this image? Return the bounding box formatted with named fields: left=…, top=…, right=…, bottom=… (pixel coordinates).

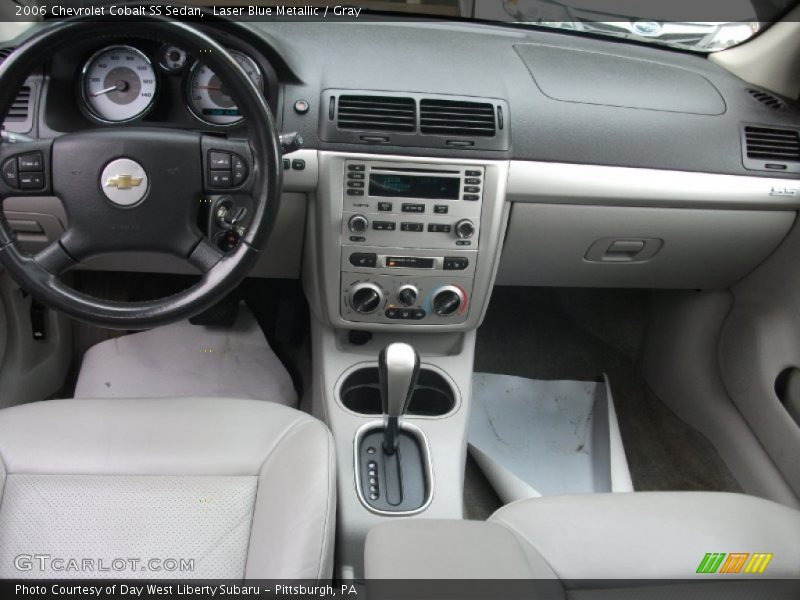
left=73, top=304, right=297, bottom=406
left=469, top=373, right=632, bottom=501
left=474, top=287, right=742, bottom=493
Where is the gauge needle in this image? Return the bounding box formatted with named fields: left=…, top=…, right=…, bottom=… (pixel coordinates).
left=90, top=82, right=127, bottom=97
left=195, top=85, right=223, bottom=90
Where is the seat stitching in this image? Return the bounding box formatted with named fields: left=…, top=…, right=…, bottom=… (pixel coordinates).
left=243, top=415, right=309, bottom=577
left=314, top=425, right=336, bottom=579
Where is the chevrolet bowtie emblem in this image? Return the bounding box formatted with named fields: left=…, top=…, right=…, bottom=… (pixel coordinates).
left=105, top=174, right=143, bottom=190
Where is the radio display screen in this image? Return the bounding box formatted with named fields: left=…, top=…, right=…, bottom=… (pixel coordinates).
left=368, top=173, right=460, bottom=200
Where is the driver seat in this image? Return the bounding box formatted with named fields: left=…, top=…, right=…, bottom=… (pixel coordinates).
left=0, top=397, right=335, bottom=579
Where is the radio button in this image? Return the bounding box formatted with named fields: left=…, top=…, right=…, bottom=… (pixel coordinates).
left=443, top=257, right=469, bottom=270
left=378, top=202, right=393, bottom=212
left=463, top=194, right=480, bottom=201
left=373, top=221, right=396, bottom=231
left=465, top=178, right=481, bottom=185
left=465, top=170, right=482, bottom=176
left=348, top=214, right=369, bottom=234
left=349, top=253, right=377, bottom=268
left=402, top=203, right=425, bottom=213
left=347, top=189, right=365, bottom=196
left=464, top=186, right=481, bottom=193
left=428, top=223, right=451, bottom=233
left=348, top=181, right=365, bottom=188
left=347, top=172, right=365, bottom=180
left=348, top=164, right=366, bottom=171
left=433, top=205, right=449, bottom=214
left=400, top=222, right=424, bottom=232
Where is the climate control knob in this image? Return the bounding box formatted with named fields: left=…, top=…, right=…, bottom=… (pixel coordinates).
left=455, top=219, right=475, bottom=239
left=349, top=283, right=384, bottom=314
left=397, top=285, right=418, bottom=307
left=431, top=285, right=466, bottom=317
left=348, top=214, right=369, bottom=234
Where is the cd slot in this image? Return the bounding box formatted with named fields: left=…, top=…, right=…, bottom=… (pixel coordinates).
left=370, top=167, right=460, bottom=174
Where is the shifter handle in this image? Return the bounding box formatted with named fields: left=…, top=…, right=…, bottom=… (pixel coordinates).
left=378, top=343, right=420, bottom=453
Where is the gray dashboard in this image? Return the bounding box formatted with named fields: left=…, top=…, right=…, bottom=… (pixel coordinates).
left=3, top=18, right=800, bottom=177
left=2, top=16, right=800, bottom=302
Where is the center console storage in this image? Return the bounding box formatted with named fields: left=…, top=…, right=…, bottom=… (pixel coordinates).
left=339, top=366, right=456, bottom=416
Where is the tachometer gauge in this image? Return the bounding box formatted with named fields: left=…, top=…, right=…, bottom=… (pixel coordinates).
left=187, top=50, right=263, bottom=126
left=81, top=46, right=157, bottom=123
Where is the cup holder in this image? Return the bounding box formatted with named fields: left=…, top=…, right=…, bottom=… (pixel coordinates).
left=340, top=367, right=455, bottom=416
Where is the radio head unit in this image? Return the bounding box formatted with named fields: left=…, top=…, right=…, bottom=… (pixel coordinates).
left=345, top=162, right=484, bottom=203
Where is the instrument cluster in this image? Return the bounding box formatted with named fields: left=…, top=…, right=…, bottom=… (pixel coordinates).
left=76, top=41, right=269, bottom=127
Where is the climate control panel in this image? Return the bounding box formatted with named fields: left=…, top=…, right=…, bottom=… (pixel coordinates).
left=341, top=273, right=473, bottom=325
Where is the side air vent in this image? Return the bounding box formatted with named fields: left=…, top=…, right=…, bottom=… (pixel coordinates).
left=5, top=86, right=31, bottom=122
left=337, top=95, right=416, bottom=133
left=0, top=47, right=13, bottom=64
left=747, top=88, right=786, bottom=111
left=419, top=99, right=496, bottom=137
left=742, top=125, right=800, bottom=174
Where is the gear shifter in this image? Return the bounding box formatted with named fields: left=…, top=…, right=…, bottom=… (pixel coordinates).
left=378, top=342, right=420, bottom=454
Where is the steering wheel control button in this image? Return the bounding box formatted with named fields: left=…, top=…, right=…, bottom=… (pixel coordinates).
left=19, top=172, right=45, bottom=190
left=293, top=99, right=310, bottom=114
left=232, top=155, right=248, bottom=185
left=208, top=171, right=232, bottom=188
left=18, top=152, right=43, bottom=171
left=208, top=151, right=231, bottom=170
left=2, top=158, right=19, bottom=188
left=349, top=253, right=377, bottom=268
left=100, top=158, right=148, bottom=206
left=443, top=257, right=469, bottom=270
left=206, top=150, right=248, bottom=189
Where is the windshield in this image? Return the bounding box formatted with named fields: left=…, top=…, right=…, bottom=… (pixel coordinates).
left=10, top=0, right=796, bottom=52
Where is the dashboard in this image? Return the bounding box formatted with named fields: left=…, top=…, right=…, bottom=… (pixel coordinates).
left=2, top=17, right=800, bottom=331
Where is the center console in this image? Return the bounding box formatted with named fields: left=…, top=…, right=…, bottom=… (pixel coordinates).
left=340, top=160, right=483, bottom=325
left=304, top=152, right=510, bottom=578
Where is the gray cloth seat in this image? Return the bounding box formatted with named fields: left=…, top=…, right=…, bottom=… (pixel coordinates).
left=74, top=305, right=297, bottom=406
left=367, top=492, right=800, bottom=587
left=0, top=397, right=335, bottom=579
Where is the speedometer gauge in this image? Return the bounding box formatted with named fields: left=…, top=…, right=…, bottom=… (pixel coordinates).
left=81, top=46, right=157, bottom=123
left=187, top=50, right=263, bottom=126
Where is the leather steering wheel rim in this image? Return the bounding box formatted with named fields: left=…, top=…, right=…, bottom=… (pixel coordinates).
left=0, top=16, right=282, bottom=329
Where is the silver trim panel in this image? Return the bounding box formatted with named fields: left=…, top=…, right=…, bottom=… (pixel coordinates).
left=507, top=161, right=800, bottom=210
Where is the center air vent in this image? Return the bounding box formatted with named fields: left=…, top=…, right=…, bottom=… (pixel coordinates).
left=420, top=99, right=496, bottom=137
left=742, top=125, right=800, bottom=174
left=322, top=89, right=510, bottom=151
left=337, top=95, right=416, bottom=133
left=747, top=88, right=786, bottom=111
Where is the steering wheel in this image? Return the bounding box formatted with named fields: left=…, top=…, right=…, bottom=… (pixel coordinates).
left=0, top=17, right=282, bottom=328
